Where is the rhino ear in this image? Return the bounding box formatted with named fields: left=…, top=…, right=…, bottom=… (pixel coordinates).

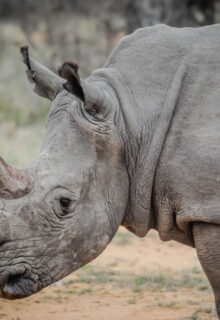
left=58, top=62, right=85, bottom=102
left=58, top=61, right=110, bottom=114
left=20, top=46, right=65, bottom=100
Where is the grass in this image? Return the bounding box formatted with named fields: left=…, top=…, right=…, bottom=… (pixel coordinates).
left=127, top=298, right=136, bottom=304
left=73, top=265, right=117, bottom=285
left=112, top=231, right=135, bottom=245
left=191, top=313, right=199, bottom=320
left=77, top=288, right=93, bottom=295
left=61, top=264, right=210, bottom=295
left=132, top=267, right=209, bottom=293
left=196, top=307, right=212, bottom=314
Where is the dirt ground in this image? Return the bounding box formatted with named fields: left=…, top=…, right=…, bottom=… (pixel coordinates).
left=0, top=228, right=217, bottom=320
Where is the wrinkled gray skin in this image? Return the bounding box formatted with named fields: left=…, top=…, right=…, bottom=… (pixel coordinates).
left=1, top=24, right=220, bottom=318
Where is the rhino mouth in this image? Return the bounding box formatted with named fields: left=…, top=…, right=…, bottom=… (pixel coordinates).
left=0, top=271, right=37, bottom=300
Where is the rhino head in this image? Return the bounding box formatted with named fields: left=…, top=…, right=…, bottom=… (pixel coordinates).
left=0, top=48, right=130, bottom=299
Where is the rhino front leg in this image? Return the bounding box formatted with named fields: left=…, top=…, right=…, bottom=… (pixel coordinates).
left=193, top=222, right=220, bottom=318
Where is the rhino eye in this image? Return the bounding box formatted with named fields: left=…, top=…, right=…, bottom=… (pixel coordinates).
left=87, top=108, right=98, bottom=116
left=59, top=197, right=71, bottom=209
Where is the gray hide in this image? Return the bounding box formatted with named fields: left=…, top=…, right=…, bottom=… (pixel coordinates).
left=103, top=24, right=220, bottom=245
left=1, top=24, right=220, bottom=317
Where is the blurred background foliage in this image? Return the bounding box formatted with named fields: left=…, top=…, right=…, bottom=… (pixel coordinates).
left=0, top=0, right=220, bottom=165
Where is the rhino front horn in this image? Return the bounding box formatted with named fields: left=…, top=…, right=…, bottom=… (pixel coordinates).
left=0, top=157, right=33, bottom=199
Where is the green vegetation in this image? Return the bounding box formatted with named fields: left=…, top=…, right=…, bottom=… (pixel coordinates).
left=43, top=295, right=68, bottom=303
left=112, top=231, right=135, bottom=245
left=133, top=270, right=209, bottom=293
left=74, top=265, right=117, bottom=285
left=61, top=264, right=210, bottom=295
left=191, top=313, right=199, bottom=320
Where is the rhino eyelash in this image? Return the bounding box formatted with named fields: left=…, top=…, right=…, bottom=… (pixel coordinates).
left=80, top=104, right=105, bottom=123
left=60, top=197, right=72, bottom=208
left=86, top=107, right=100, bottom=116
left=50, top=201, right=67, bottom=218
left=56, top=198, right=79, bottom=219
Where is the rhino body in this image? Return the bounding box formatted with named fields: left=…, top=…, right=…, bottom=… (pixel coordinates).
left=1, top=24, right=220, bottom=317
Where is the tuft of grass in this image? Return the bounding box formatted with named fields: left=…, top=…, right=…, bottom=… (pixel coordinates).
left=191, top=313, right=199, bottom=320
left=180, top=272, right=209, bottom=291
left=75, top=266, right=117, bottom=285
left=43, top=295, right=68, bottom=303
left=77, top=288, right=93, bottom=295
left=187, top=300, right=199, bottom=306
left=165, top=301, right=176, bottom=308
left=132, top=270, right=210, bottom=293
left=63, top=279, right=74, bottom=286
left=127, top=298, right=136, bottom=304
left=133, top=273, right=176, bottom=292
left=196, top=307, right=212, bottom=314
left=112, top=231, right=135, bottom=245
left=192, top=266, right=201, bottom=274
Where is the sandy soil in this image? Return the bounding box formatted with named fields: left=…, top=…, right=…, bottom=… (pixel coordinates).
left=0, top=228, right=217, bottom=320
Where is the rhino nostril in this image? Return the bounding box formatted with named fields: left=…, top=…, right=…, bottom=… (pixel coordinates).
left=1, top=272, right=26, bottom=300
left=0, top=240, right=7, bottom=246
left=6, top=274, right=24, bottom=287
left=0, top=269, right=37, bottom=300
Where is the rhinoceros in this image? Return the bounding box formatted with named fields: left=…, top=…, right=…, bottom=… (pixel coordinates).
left=1, top=23, right=220, bottom=317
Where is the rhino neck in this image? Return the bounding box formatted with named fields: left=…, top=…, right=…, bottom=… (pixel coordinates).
left=91, top=26, right=187, bottom=237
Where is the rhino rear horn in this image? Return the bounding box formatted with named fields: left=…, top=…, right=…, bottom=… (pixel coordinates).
left=20, top=46, right=65, bottom=100
left=0, top=157, right=33, bottom=199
